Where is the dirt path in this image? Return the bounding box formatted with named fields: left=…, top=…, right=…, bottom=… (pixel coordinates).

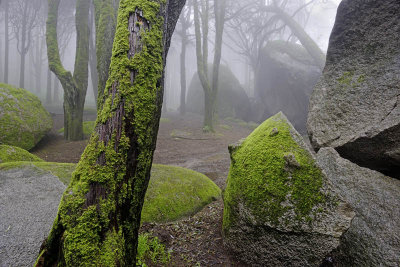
left=31, top=112, right=254, bottom=266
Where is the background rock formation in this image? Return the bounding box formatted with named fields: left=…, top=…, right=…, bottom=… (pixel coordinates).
left=187, top=65, right=252, bottom=121
left=307, top=0, right=400, bottom=178
left=255, top=41, right=321, bottom=132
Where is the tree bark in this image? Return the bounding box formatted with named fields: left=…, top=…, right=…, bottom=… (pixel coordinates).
left=46, top=0, right=90, bottom=141
left=35, top=0, right=185, bottom=266
left=46, top=67, right=52, bottom=104
left=89, top=4, right=99, bottom=105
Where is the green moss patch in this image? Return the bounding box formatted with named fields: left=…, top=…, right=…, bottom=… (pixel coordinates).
left=0, top=83, right=52, bottom=150
left=0, top=145, right=44, bottom=163
left=142, top=164, right=221, bottom=223
left=223, top=112, right=327, bottom=230
left=58, top=121, right=96, bottom=138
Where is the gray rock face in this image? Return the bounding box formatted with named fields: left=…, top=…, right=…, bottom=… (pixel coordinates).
left=223, top=113, right=354, bottom=267
left=256, top=41, right=321, bottom=133
left=0, top=166, right=65, bottom=267
left=307, top=0, right=400, bottom=178
left=317, top=148, right=400, bottom=266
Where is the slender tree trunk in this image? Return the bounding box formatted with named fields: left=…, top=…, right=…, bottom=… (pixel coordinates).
left=35, top=0, right=185, bottom=266
left=93, top=0, right=119, bottom=108
left=53, top=74, right=59, bottom=103
left=46, top=67, right=52, bottom=104
left=4, top=0, right=9, bottom=83
left=19, top=2, right=28, bottom=88
left=179, top=36, right=187, bottom=115
left=89, top=4, right=99, bottom=105
left=46, top=0, right=90, bottom=141
left=35, top=36, right=43, bottom=93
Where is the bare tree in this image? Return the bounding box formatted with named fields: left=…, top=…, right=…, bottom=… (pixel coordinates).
left=9, top=0, right=42, bottom=88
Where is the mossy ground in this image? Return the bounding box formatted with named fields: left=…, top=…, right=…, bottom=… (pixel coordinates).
left=0, top=83, right=52, bottom=150
left=0, top=145, right=44, bottom=163
left=223, top=113, right=326, bottom=230
left=58, top=121, right=96, bottom=138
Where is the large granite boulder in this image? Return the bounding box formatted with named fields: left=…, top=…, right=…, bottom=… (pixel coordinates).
left=0, top=166, right=66, bottom=267
left=223, top=112, right=354, bottom=266
left=186, top=65, right=252, bottom=121
left=307, top=0, right=400, bottom=178
left=317, top=148, right=400, bottom=266
left=0, top=83, right=52, bottom=150
left=255, top=41, right=321, bottom=133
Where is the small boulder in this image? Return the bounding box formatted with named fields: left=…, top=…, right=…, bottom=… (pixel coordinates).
left=0, top=83, right=52, bottom=150
left=223, top=112, right=354, bottom=266
left=317, top=148, right=400, bottom=266
left=307, top=0, right=400, bottom=177
left=0, top=145, right=44, bottom=163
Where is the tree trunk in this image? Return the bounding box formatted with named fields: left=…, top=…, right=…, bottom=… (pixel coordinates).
left=53, top=74, right=59, bottom=103
left=93, top=0, right=119, bottom=108
left=89, top=4, right=99, bottom=105
left=46, top=0, right=90, bottom=141
left=35, top=0, right=185, bottom=266
left=4, top=0, right=9, bottom=83
left=46, top=67, right=52, bottom=104
left=19, top=2, right=28, bottom=88
left=179, top=35, right=187, bottom=115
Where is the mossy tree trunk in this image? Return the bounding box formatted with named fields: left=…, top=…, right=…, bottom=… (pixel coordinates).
left=46, top=0, right=90, bottom=141
left=35, top=0, right=185, bottom=266
left=193, top=0, right=227, bottom=132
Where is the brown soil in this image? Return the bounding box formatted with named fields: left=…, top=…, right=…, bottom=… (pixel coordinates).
left=31, top=111, right=253, bottom=266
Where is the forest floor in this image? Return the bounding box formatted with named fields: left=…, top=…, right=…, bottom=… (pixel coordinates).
left=31, top=111, right=254, bottom=266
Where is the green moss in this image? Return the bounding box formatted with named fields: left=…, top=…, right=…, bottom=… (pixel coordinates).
left=58, top=121, right=96, bottom=138
left=142, top=164, right=221, bottom=223
left=223, top=113, right=327, bottom=231
left=337, top=72, right=365, bottom=89
left=0, top=145, right=44, bottom=163
left=137, top=233, right=171, bottom=266
left=0, top=83, right=52, bottom=150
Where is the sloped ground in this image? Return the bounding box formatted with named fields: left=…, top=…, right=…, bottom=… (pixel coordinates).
left=29, top=112, right=254, bottom=266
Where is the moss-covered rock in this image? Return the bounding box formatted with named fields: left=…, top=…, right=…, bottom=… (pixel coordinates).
left=0, top=145, right=44, bottom=163
left=223, top=112, right=354, bottom=266
left=142, top=164, right=221, bottom=223
left=186, top=65, right=251, bottom=121
left=0, top=162, right=221, bottom=223
left=0, top=83, right=52, bottom=150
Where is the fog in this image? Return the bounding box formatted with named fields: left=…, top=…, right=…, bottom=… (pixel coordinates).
left=0, top=0, right=342, bottom=131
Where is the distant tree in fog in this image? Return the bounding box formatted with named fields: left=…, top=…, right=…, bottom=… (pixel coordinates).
left=194, top=0, right=227, bottom=132
left=9, top=0, right=42, bottom=88
left=46, top=0, right=90, bottom=141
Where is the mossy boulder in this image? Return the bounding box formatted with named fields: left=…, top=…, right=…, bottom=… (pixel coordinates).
left=0, top=83, right=52, bottom=150
left=0, top=145, right=44, bottom=163
left=186, top=65, right=251, bottom=121
left=223, top=112, right=354, bottom=266
left=0, top=162, right=221, bottom=223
